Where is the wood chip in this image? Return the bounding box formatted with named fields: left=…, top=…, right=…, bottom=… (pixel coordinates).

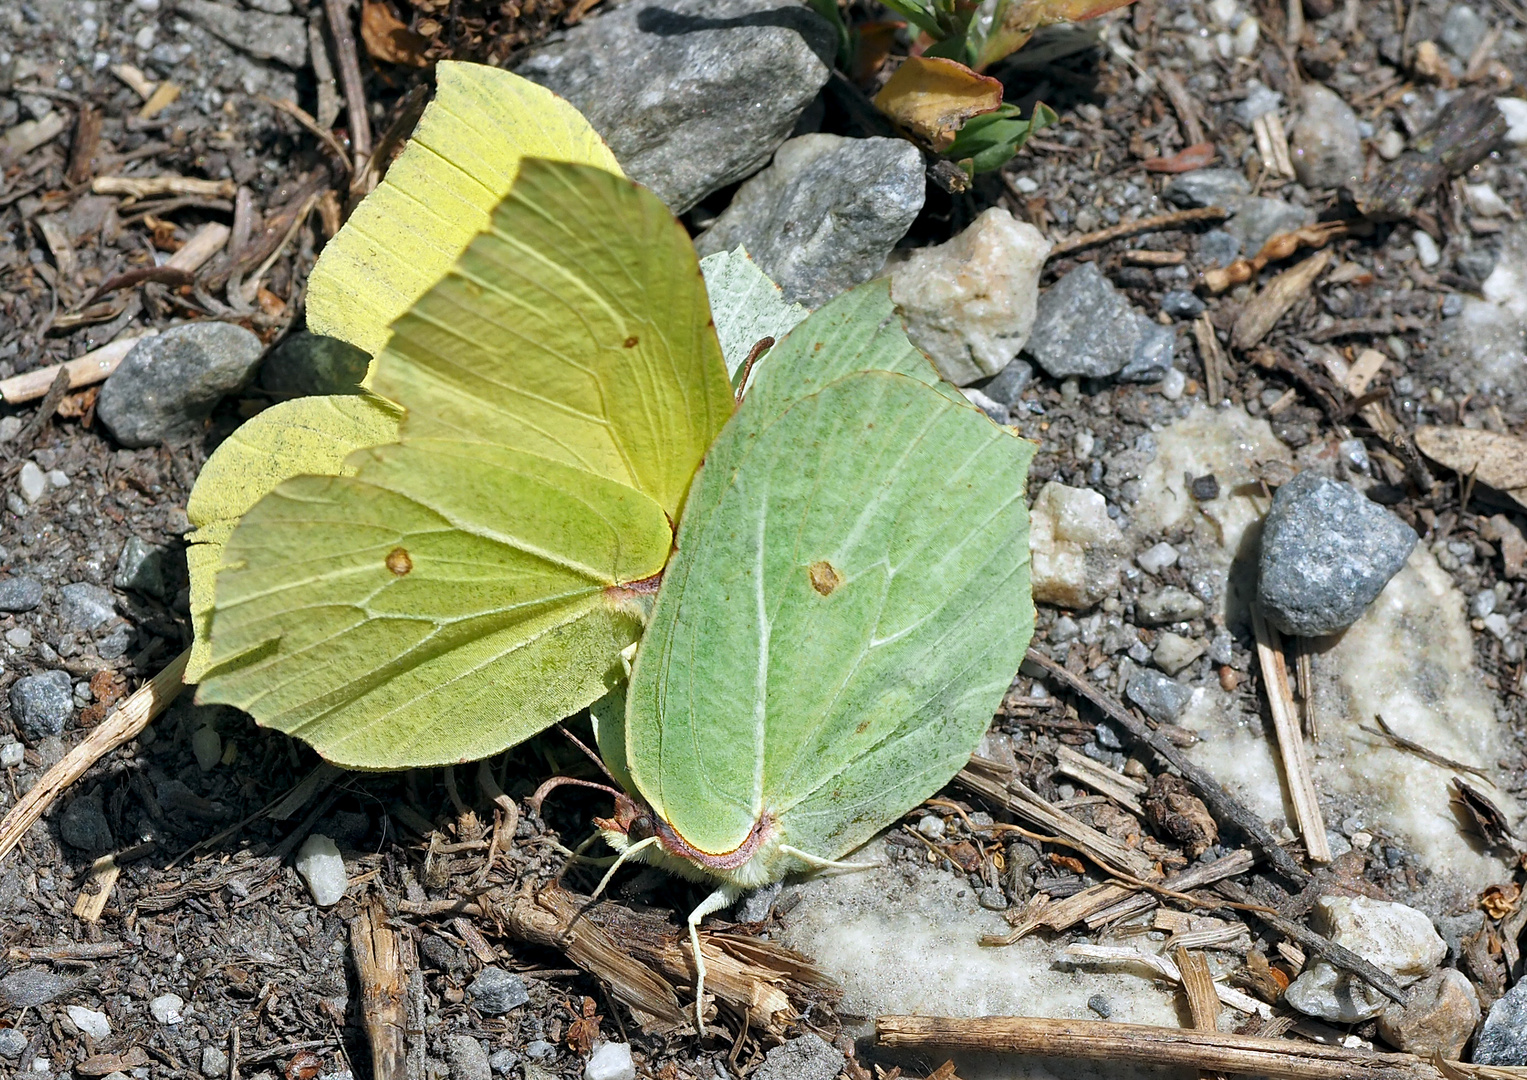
left=1413, top=426, right=1527, bottom=509
left=1054, top=744, right=1146, bottom=812
left=1253, top=112, right=1296, bottom=179
left=93, top=175, right=236, bottom=200
left=1195, top=315, right=1227, bottom=405
left=1252, top=609, right=1331, bottom=864
left=350, top=895, right=409, bottom=1080
left=1063, top=946, right=1268, bottom=1018
left=0, top=330, right=157, bottom=405
left=138, top=81, right=181, bottom=121
left=71, top=855, right=120, bottom=922
left=1231, top=250, right=1330, bottom=351
left=2, top=111, right=69, bottom=162
left=110, top=63, right=158, bottom=100
left=1175, top=946, right=1222, bottom=1030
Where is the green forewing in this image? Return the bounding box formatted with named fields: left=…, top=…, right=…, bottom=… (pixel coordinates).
left=623, top=367, right=1035, bottom=859
left=306, top=63, right=623, bottom=358
left=375, top=160, right=734, bottom=522
left=199, top=441, right=671, bottom=767
left=185, top=394, right=403, bottom=681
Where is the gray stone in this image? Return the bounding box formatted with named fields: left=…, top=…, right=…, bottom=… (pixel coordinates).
left=1290, top=83, right=1365, bottom=190
left=0, top=575, right=43, bottom=612
left=1475, top=980, right=1527, bottom=1064
left=98, top=624, right=133, bottom=661
left=0, top=1027, right=26, bottom=1058
left=114, top=536, right=172, bottom=599
left=1377, top=968, right=1478, bottom=1058
left=0, top=968, right=72, bottom=1008
left=201, top=1046, right=230, bottom=1077
left=583, top=1043, right=634, bottom=1080
left=66, top=1005, right=112, bottom=1040
left=695, top=134, right=924, bottom=308
left=1258, top=471, right=1417, bottom=636
left=1440, top=4, right=1488, bottom=58
left=59, top=790, right=113, bottom=854
left=60, top=582, right=117, bottom=631
left=1153, top=631, right=1204, bottom=675
left=1136, top=586, right=1205, bottom=625
left=446, top=1035, right=492, bottom=1080
left=1197, top=229, right=1241, bottom=267
left=1163, top=169, right=1250, bottom=209
left=753, top=1033, right=844, bottom=1080
left=735, top=880, right=783, bottom=922
left=468, top=967, right=529, bottom=1015
left=97, top=322, right=265, bottom=448
left=1161, top=290, right=1206, bottom=319
left=258, top=332, right=369, bottom=398
left=525, top=1039, right=557, bottom=1060
left=1026, top=262, right=1172, bottom=381
left=1226, top=197, right=1312, bottom=258
left=981, top=358, right=1034, bottom=406
left=516, top=0, right=833, bottom=213
left=487, top=1049, right=519, bottom=1075
left=1125, top=668, right=1194, bottom=722
left=1234, top=80, right=1284, bottom=127
left=10, top=671, right=73, bottom=740
left=173, top=0, right=307, bottom=66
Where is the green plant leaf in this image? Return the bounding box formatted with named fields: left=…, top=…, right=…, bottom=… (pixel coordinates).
left=621, top=365, right=1036, bottom=865
left=306, top=62, right=622, bottom=359
left=196, top=158, right=733, bottom=768
left=874, top=0, right=947, bottom=39
left=946, top=100, right=1058, bottom=173
left=185, top=393, right=403, bottom=681
left=698, top=246, right=808, bottom=383
left=969, top=0, right=1136, bottom=70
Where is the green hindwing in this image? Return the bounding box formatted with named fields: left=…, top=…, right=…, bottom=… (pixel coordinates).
left=620, top=282, right=1036, bottom=865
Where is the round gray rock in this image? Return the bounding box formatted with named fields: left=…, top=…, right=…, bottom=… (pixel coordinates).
left=754, top=1033, right=844, bottom=1080
left=97, top=322, right=265, bottom=447
left=695, top=133, right=924, bottom=309
left=1475, top=980, right=1527, bottom=1064
left=258, top=332, right=369, bottom=398
left=446, top=1034, right=493, bottom=1080
left=1025, top=262, right=1174, bottom=382
left=1258, top=472, right=1417, bottom=636
left=60, top=790, right=114, bottom=853
left=0, top=1027, right=26, bottom=1058
left=467, top=967, right=529, bottom=1015
left=9, top=670, right=73, bottom=741
left=516, top=0, right=833, bottom=214
left=60, top=582, right=118, bottom=631
left=0, top=576, right=43, bottom=612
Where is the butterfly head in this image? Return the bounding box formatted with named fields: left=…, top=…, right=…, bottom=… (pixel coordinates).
left=596, top=793, right=786, bottom=890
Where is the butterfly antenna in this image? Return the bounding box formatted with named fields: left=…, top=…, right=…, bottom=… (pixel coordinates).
left=526, top=775, right=621, bottom=817
left=733, top=336, right=775, bottom=404
left=778, top=844, right=877, bottom=872
left=556, top=723, right=622, bottom=786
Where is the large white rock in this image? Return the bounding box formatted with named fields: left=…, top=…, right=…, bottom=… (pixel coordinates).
left=1028, top=482, right=1125, bottom=610
left=583, top=1042, right=635, bottom=1080
left=890, top=208, right=1052, bottom=386
left=1284, top=897, right=1446, bottom=1023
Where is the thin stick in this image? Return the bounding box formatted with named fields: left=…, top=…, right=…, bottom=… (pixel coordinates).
left=1251, top=610, right=1331, bottom=863
left=1157, top=71, right=1205, bottom=147
left=1048, top=207, right=1228, bottom=259
left=1023, top=648, right=1312, bottom=885
left=1360, top=715, right=1491, bottom=779
left=350, top=895, right=409, bottom=1080
left=1214, top=879, right=1408, bottom=1005
left=92, top=175, right=237, bottom=199
left=1175, top=946, right=1222, bottom=1030
left=875, top=1016, right=1472, bottom=1080
left=324, top=0, right=372, bottom=172
left=1196, top=316, right=1227, bottom=405
left=1064, top=944, right=1266, bottom=1018
left=1086, top=848, right=1256, bottom=928
left=0, top=649, right=188, bottom=864
left=263, top=96, right=351, bottom=172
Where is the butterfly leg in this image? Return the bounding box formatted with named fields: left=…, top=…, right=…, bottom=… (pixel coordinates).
left=589, top=835, right=659, bottom=900
left=778, top=844, right=876, bottom=872
left=686, top=883, right=741, bottom=1038
left=619, top=640, right=640, bottom=680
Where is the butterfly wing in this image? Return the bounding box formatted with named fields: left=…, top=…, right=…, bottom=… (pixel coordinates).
left=623, top=366, right=1034, bottom=860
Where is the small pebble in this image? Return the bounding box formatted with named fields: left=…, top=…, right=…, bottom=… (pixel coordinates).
left=1088, top=992, right=1113, bottom=1017
left=66, top=1005, right=111, bottom=1040
left=10, top=671, right=73, bottom=741
left=150, top=993, right=186, bottom=1024
left=1160, top=368, right=1187, bottom=400
left=0, top=1028, right=26, bottom=1058
left=1137, top=541, right=1179, bottom=575
left=17, top=462, right=46, bottom=504
left=584, top=1043, right=635, bottom=1080
left=192, top=726, right=222, bottom=772
left=1160, top=290, right=1205, bottom=318
left=0, top=741, right=23, bottom=767
left=468, top=967, right=530, bottom=1015
left=0, top=576, right=43, bottom=613
left=1190, top=474, right=1220, bottom=500
left=201, top=1046, right=230, bottom=1077
left=6, top=628, right=32, bottom=649
left=916, top=814, right=946, bottom=840
left=525, top=1040, right=557, bottom=1060
left=488, top=1049, right=519, bottom=1075
left=46, top=469, right=68, bottom=490
left=1413, top=231, right=1440, bottom=268
left=295, top=834, right=348, bottom=906
left=0, top=416, right=21, bottom=442
left=447, top=1034, right=493, bottom=1080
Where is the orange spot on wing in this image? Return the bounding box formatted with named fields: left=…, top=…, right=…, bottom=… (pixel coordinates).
left=809, top=560, right=842, bottom=596
left=386, top=547, right=413, bottom=576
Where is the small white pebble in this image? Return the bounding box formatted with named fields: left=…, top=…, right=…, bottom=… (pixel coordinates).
left=18, top=462, right=46, bottom=504
left=1483, top=612, right=1511, bottom=640
left=1413, top=230, right=1440, bottom=268
left=1013, top=175, right=1039, bottom=194
left=1137, top=541, right=1180, bottom=575
left=1215, top=30, right=1235, bottom=57
left=295, top=834, right=348, bottom=906
left=1232, top=15, right=1260, bottom=56
left=46, top=469, right=68, bottom=490
left=1073, top=430, right=1095, bottom=459
left=66, top=1005, right=112, bottom=1040
left=1349, top=831, right=1373, bottom=851
left=916, top=814, right=946, bottom=840
left=584, top=1042, right=636, bottom=1080
left=134, top=24, right=156, bottom=49
left=0, top=741, right=23, bottom=767
left=6, top=628, right=31, bottom=650
left=1208, top=0, right=1238, bottom=24
left=149, top=993, right=185, bottom=1024
left=191, top=725, right=222, bottom=772
left=0, top=416, right=20, bottom=442
left=1465, top=183, right=1508, bottom=217
left=1374, top=129, right=1405, bottom=160
left=1160, top=367, right=1187, bottom=401
left=1498, top=97, right=1527, bottom=145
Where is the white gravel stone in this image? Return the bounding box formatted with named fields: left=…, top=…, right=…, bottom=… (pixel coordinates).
left=66, top=1005, right=111, bottom=1039
left=295, top=834, right=348, bottom=906
left=150, top=993, right=186, bottom=1024
left=46, top=469, right=68, bottom=490
left=191, top=726, right=222, bottom=772
left=1136, top=542, right=1179, bottom=575
left=1497, top=97, right=1527, bottom=145
left=1414, top=231, right=1440, bottom=268
left=18, top=462, right=46, bottom=504
left=890, top=208, right=1051, bottom=385
left=1467, top=183, right=1509, bottom=217
left=1028, top=482, right=1125, bottom=611
left=0, top=741, right=22, bottom=767
left=583, top=1043, right=635, bottom=1080
left=1160, top=366, right=1187, bottom=400
left=1284, top=896, right=1446, bottom=1023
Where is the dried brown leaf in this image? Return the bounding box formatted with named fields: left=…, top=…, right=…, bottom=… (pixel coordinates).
left=873, top=57, right=1004, bottom=152
left=361, top=0, right=431, bottom=67
left=1414, top=426, right=1527, bottom=509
